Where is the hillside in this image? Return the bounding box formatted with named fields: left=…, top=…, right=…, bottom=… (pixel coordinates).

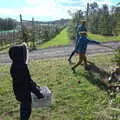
left=39, top=27, right=71, bottom=48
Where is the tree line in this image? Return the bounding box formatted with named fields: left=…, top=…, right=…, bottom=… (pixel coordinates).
left=20, top=19, right=67, bottom=48
left=0, top=18, right=17, bottom=31
left=0, top=18, right=68, bottom=49
left=68, top=2, right=120, bottom=40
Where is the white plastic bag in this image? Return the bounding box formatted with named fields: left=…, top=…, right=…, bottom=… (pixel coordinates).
left=31, top=86, right=52, bottom=108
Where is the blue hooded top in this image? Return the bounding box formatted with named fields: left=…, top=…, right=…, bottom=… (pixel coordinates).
left=76, top=36, right=100, bottom=54
left=9, top=45, right=43, bottom=101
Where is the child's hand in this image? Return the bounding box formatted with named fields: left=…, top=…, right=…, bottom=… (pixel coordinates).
left=37, top=93, right=44, bottom=99
left=36, top=85, right=41, bottom=90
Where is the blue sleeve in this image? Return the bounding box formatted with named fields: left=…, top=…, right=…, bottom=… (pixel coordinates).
left=87, top=39, right=100, bottom=44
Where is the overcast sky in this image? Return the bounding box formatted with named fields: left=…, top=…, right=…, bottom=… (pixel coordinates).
left=0, top=0, right=119, bottom=21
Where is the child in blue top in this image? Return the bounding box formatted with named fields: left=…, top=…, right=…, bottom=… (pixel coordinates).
left=72, top=31, right=100, bottom=73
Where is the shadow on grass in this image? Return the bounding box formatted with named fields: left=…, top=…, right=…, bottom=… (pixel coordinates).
left=81, top=61, right=110, bottom=91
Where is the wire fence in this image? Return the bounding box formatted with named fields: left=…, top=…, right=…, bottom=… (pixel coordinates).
left=0, top=15, right=66, bottom=51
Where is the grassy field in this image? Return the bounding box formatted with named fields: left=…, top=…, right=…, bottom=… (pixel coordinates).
left=0, top=44, right=11, bottom=54
left=0, top=54, right=120, bottom=120
left=39, top=27, right=120, bottom=49
left=88, top=33, right=120, bottom=42
left=39, top=28, right=71, bottom=49
left=0, top=27, right=120, bottom=52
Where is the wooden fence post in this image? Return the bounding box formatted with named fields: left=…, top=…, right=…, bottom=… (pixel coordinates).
left=32, top=17, right=36, bottom=48
left=20, top=14, right=24, bottom=43
left=20, top=14, right=28, bottom=44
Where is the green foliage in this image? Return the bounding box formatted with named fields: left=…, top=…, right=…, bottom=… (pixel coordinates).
left=21, top=27, right=30, bottom=43
left=68, top=2, right=120, bottom=38
left=67, top=10, right=84, bottom=40
left=114, top=6, right=120, bottom=36
left=88, top=3, right=119, bottom=35
left=88, top=33, right=120, bottom=42
left=114, top=21, right=120, bottom=36
left=88, top=2, right=100, bottom=34
left=113, top=47, right=120, bottom=67
left=0, top=18, right=17, bottom=31
left=36, top=23, right=66, bottom=44
left=0, top=18, right=68, bottom=49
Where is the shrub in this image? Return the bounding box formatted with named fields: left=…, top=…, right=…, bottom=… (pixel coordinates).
left=113, top=47, right=120, bottom=67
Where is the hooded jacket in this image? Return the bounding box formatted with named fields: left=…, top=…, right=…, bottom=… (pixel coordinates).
left=76, top=36, right=100, bottom=54
left=9, top=45, right=43, bottom=101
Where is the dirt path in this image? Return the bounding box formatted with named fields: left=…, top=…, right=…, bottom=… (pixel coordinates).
left=0, top=117, right=3, bottom=120
left=0, top=41, right=120, bottom=63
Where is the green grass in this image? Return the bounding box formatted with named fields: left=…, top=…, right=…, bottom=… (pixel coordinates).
left=39, top=27, right=120, bottom=49
left=0, top=44, right=11, bottom=54
left=0, top=54, right=120, bottom=120
left=39, top=28, right=71, bottom=49
left=88, top=33, right=120, bottom=42
left=39, top=29, right=120, bottom=49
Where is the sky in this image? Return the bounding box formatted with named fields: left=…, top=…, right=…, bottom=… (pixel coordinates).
left=0, top=0, right=119, bottom=21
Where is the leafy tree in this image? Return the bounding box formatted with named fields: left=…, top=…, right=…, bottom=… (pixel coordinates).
left=100, top=5, right=112, bottom=35
left=113, top=7, right=120, bottom=35
left=88, top=2, right=99, bottom=34
left=113, top=47, right=120, bottom=67
left=68, top=10, right=84, bottom=40
left=88, top=3, right=112, bottom=35
left=0, top=18, right=17, bottom=31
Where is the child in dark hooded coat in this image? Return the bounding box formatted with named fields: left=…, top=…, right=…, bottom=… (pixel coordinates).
left=9, top=44, right=44, bottom=120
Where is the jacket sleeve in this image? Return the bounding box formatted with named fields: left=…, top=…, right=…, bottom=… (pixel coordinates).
left=25, top=64, right=44, bottom=98
left=87, top=39, right=100, bottom=44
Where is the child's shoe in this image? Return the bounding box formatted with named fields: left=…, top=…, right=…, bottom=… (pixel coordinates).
left=72, top=67, right=76, bottom=73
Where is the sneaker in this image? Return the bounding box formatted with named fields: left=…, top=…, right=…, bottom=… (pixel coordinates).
left=68, top=59, right=72, bottom=64
left=72, top=67, right=76, bottom=73
left=68, top=59, right=75, bottom=64
left=84, top=66, right=89, bottom=70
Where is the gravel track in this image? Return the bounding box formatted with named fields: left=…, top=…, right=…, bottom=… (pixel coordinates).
left=0, top=41, right=120, bottom=63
